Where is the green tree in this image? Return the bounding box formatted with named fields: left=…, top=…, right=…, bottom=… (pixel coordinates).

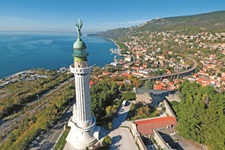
left=90, top=80, right=120, bottom=123
left=217, top=72, right=221, bottom=77
left=106, top=106, right=117, bottom=118
left=102, top=135, right=112, bottom=148
left=144, top=80, right=154, bottom=89
left=173, top=81, right=225, bottom=149
left=121, top=92, right=136, bottom=101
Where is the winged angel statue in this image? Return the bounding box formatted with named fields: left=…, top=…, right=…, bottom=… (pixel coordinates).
left=76, top=18, right=83, bottom=39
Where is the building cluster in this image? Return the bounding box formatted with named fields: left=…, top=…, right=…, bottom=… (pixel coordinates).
left=126, top=31, right=225, bottom=53
left=187, top=52, right=225, bottom=91
left=111, top=31, right=225, bottom=91
left=153, top=79, right=179, bottom=91
left=0, top=68, right=68, bottom=88
left=0, top=70, right=47, bottom=88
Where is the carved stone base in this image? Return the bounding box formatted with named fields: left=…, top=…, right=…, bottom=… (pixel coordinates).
left=65, top=117, right=100, bottom=149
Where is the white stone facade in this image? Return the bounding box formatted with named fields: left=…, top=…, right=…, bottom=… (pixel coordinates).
left=66, top=62, right=100, bottom=149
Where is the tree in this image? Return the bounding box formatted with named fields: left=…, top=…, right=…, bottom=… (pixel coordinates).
left=144, top=80, right=154, bottom=89
left=121, top=92, right=136, bottom=101
left=106, top=106, right=117, bottom=118
left=217, top=72, right=221, bottom=77
left=102, top=135, right=112, bottom=148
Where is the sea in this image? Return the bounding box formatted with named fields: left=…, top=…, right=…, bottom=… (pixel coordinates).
left=0, top=32, right=117, bottom=79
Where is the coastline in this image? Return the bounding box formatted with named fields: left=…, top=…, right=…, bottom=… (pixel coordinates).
left=108, top=38, right=120, bottom=50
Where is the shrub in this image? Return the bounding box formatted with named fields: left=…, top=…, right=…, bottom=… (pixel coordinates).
left=102, top=135, right=112, bottom=147
left=121, top=92, right=136, bottom=101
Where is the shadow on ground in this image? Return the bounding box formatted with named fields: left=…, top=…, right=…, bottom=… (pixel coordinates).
left=110, top=135, right=122, bottom=150
left=160, top=132, right=184, bottom=150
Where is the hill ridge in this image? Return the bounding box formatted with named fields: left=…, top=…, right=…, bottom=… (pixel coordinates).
left=99, top=10, right=225, bottom=39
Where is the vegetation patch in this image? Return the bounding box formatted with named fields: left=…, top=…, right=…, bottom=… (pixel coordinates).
left=127, top=102, right=160, bottom=120
left=0, top=69, right=72, bottom=119
left=90, top=80, right=121, bottom=127
left=92, top=135, right=112, bottom=150
left=0, top=81, right=74, bottom=150
left=54, top=127, right=71, bottom=150
left=171, top=80, right=225, bottom=149
left=121, top=91, right=136, bottom=101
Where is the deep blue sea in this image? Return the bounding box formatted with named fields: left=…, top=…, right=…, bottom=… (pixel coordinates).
left=0, top=32, right=117, bottom=79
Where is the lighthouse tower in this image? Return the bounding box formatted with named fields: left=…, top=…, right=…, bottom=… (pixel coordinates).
left=66, top=19, right=100, bottom=149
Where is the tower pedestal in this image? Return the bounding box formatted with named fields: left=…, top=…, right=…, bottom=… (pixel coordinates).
left=66, top=116, right=100, bottom=149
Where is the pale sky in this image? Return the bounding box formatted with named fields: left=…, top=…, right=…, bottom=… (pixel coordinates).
left=0, top=0, right=224, bottom=32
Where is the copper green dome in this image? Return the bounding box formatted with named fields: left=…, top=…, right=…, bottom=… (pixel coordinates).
left=73, top=38, right=87, bottom=50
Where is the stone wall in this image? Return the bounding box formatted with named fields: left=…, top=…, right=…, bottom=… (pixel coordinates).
left=136, top=136, right=147, bottom=150
left=153, top=129, right=172, bottom=150
left=164, top=100, right=176, bottom=118
left=129, top=122, right=147, bottom=150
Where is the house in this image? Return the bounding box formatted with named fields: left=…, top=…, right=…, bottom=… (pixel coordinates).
left=132, top=72, right=144, bottom=77
left=125, top=55, right=132, bottom=62
left=134, top=116, right=177, bottom=135
left=89, top=81, right=96, bottom=88
left=196, top=77, right=211, bottom=86
left=154, top=83, right=165, bottom=90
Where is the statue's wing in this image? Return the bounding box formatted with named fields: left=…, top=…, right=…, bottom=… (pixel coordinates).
left=78, top=18, right=83, bottom=29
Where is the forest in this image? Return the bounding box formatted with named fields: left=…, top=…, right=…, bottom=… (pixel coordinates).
left=171, top=80, right=225, bottom=150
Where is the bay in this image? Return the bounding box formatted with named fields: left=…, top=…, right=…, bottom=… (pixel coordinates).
left=0, top=32, right=117, bottom=78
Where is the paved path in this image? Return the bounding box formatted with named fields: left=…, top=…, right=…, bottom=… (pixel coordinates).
left=108, top=103, right=138, bottom=150
left=109, top=128, right=137, bottom=150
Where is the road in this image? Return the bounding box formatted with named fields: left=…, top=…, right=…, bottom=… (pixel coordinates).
left=0, top=77, right=73, bottom=145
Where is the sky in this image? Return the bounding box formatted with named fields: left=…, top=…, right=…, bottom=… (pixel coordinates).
left=0, top=0, right=225, bottom=33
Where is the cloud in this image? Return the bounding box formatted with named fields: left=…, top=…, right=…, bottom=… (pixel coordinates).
left=0, top=16, right=33, bottom=23
left=0, top=16, right=58, bottom=31
left=102, top=19, right=149, bottom=27
left=102, top=22, right=115, bottom=26
left=118, top=19, right=149, bottom=25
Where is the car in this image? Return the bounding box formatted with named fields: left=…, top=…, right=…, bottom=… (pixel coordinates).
left=36, top=136, right=41, bottom=141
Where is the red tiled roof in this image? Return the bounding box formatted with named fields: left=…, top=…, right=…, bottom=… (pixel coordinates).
left=120, top=73, right=130, bottom=77
left=154, top=84, right=165, bottom=90
left=102, top=71, right=111, bottom=75
left=116, top=81, right=124, bottom=85
left=166, top=69, right=171, bottom=74
left=134, top=116, right=177, bottom=135
left=89, top=81, right=95, bottom=86
left=167, top=82, right=174, bottom=86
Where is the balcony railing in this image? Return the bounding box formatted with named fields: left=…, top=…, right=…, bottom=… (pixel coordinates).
left=70, top=64, right=93, bottom=74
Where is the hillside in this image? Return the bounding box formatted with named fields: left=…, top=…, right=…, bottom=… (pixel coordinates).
left=97, top=27, right=130, bottom=40
left=99, top=10, right=225, bottom=39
